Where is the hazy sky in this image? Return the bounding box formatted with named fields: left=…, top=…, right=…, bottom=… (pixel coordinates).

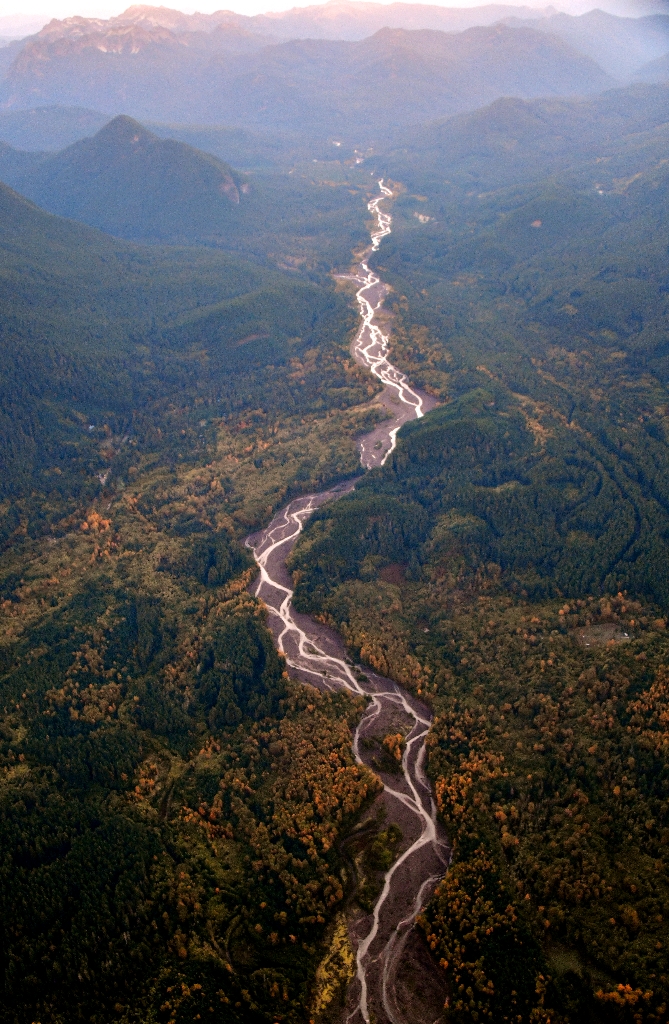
left=0, top=0, right=662, bottom=31
left=3, top=0, right=532, bottom=18
left=3, top=0, right=424, bottom=22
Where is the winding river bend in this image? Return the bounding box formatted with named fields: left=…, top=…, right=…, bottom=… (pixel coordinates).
left=247, top=183, right=448, bottom=1024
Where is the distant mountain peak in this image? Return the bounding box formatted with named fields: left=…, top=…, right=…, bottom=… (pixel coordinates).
left=77, top=116, right=247, bottom=205
left=94, top=113, right=156, bottom=146
left=0, top=114, right=251, bottom=246
left=27, top=15, right=185, bottom=56
left=121, top=4, right=192, bottom=16
left=115, top=5, right=237, bottom=31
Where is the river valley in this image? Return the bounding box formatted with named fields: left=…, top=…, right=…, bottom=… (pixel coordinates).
left=247, top=183, right=448, bottom=1024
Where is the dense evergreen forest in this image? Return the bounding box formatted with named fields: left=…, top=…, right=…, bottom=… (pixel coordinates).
left=0, top=181, right=375, bottom=541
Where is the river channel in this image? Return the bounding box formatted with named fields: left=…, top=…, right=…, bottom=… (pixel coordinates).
left=247, top=182, right=448, bottom=1024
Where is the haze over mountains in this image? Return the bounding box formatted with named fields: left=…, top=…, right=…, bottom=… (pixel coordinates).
left=0, top=106, right=109, bottom=151
left=506, top=7, right=669, bottom=76
left=1, top=0, right=668, bottom=139
left=0, top=21, right=610, bottom=134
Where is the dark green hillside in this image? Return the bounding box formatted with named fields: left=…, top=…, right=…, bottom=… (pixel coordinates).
left=355, top=114, right=669, bottom=601
left=0, top=181, right=368, bottom=538
left=291, top=123, right=669, bottom=605
left=0, top=115, right=248, bottom=240
left=291, top=390, right=669, bottom=603
left=290, top=394, right=669, bottom=1022
left=378, top=82, right=669, bottom=193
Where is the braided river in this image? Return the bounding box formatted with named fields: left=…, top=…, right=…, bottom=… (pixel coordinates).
left=247, top=182, right=449, bottom=1024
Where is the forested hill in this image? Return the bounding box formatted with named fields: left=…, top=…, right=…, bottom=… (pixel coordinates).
left=0, top=179, right=372, bottom=544
left=377, top=82, right=669, bottom=192
left=0, top=115, right=248, bottom=239
left=0, top=114, right=369, bottom=264
left=363, top=101, right=669, bottom=603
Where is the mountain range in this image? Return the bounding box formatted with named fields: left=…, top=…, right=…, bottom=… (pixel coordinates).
left=0, top=2, right=562, bottom=47
left=503, top=8, right=669, bottom=78
left=0, top=19, right=613, bottom=137
left=3, top=82, right=669, bottom=259
left=1, top=2, right=667, bottom=141
left=213, top=0, right=554, bottom=39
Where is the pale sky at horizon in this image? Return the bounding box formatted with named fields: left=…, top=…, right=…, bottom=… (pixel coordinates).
left=0, top=0, right=659, bottom=32
left=0, top=0, right=556, bottom=18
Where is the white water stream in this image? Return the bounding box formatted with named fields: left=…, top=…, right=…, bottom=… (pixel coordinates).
left=248, top=182, right=448, bottom=1024
left=350, top=181, right=426, bottom=467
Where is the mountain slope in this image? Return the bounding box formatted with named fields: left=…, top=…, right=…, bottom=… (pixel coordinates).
left=379, top=82, right=669, bottom=191
left=0, top=115, right=369, bottom=266
left=504, top=9, right=669, bottom=80
left=0, top=178, right=362, bottom=519
left=228, top=25, right=612, bottom=134
left=0, top=169, right=381, bottom=1024
left=635, top=48, right=669, bottom=81
left=0, top=115, right=249, bottom=241
left=370, top=109, right=669, bottom=607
